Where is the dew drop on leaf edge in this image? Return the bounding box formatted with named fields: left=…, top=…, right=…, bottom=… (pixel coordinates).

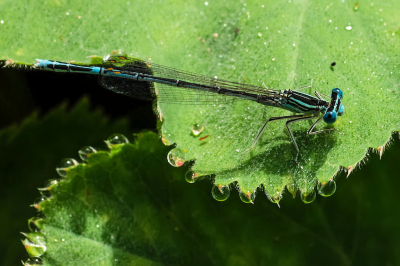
left=32, top=197, right=47, bottom=209
left=239, top=190, right=255, bottom=203
left=317, top=180, right=336, bottom=197
left=105, top=133, right=129, bottom=148
left=23, top=257, right=43, bottom=266
left=167, top=148, right=186, bottom=167
left=185, top=171, right=199, bottom=183
left=28, top=217, right=44, bottom=232
left=301, top=189, right=316, bottom=203
left=266, top=193, right=282, bottom=204
left=55, top=158, right=78, bottom=177
left=21, top=232, right=47, bottom=257
left=211, top=184, right=231, bottom=201
left=78, top=146, right=97, bottom=160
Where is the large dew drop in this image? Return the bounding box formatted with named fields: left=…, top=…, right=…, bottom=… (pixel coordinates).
left=317, top=180, right=336, bottom=197
left=78, top=146, right=97, bottom=160
left=21, top=232, right=47, bottom=257
left=301, top=189, right=316, bottom=204
left=167, top=148, right=186, bottom=167
left=185, top=171, right=199, bottom=183
left=239, top=190, right=255, bottom=204
left=105, top=133, right=129, bottom=148
left=55, top=158, right=78, bottom=177
left=211, top=185, right=231, bottom=201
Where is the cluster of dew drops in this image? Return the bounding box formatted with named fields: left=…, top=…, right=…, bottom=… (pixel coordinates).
left=22, top=134, right=130, bottom=266
left=23, top=135, right=136, bottom=264
left=167, top=124, right=338, bottom=205
left=31, top=128, right=338, bottom=237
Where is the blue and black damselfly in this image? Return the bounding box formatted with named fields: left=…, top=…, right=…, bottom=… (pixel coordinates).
left=33, top=53, right=344, bottom=156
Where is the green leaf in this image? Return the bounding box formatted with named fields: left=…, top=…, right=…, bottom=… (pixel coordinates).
left=1, top=0, right=400, bottom=200
left=22, top=130, right=400, bottom=265
left=0, top=98, right=131, bottom=266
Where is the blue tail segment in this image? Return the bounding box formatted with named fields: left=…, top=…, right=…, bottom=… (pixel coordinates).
left=34, top=59, right=103, bottom=75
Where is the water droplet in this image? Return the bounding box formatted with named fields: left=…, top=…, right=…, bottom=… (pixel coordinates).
left=211, top=185, right=231, bottom=201
left=56, top=158, right=78, bottom=177
left=32, top=197, right=47, bottom=209
left=45, top=180, right=59, bottom=188
left=161, top=134, right=171, bottom=145
left=78, top=146, right=97, bottom=160
left=317, top=180, right=336, bottom=197
left=185, top=171, right=199, bottom=183
left=39, top=188, right=52, bottom=199
left=28, top=217, right=45, bottom=232
left=21, top=232, right=47, bottom=257
left=37, top=179, right=58, bottom=192
left=345, top=25, right=352, bottom=31
left=105, top=133, right=129, bottom=148
left=266, top=193, right=282, bottom=204
left=191, top=123, right=204, bottom=136
left=301, top=190, right=316, bottom=203
left=239, top=190, right=255, bottom=203
left=23, top=257, right=43, bottom=266
left=167, top=148, right=186, bottom=167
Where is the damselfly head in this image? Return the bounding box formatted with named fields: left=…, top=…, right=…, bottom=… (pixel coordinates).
left=331, top=88, right=343, bottom=99
left=324, top=88, right=344, bottom=123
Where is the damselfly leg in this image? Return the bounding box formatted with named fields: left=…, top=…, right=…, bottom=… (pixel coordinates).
left=314, top=91, right=330, bottom=100
left=296, top=79, right=314, bottom=91
left=241, top=113, right=317, bottom=157
left=307, top=116, right=344, bottom=135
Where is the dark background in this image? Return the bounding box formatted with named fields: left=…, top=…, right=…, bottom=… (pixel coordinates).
left=0, top=61, right=156, bottom=131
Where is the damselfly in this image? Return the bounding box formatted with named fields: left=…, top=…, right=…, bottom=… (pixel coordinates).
left=33, top=53, right=344, bottom=155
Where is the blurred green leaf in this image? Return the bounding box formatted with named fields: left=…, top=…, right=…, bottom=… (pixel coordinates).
left=0, top=98, right=130, bottom=266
